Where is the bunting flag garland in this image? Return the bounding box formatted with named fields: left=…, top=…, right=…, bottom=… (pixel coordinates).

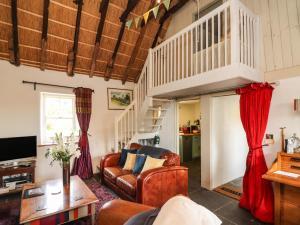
left=135, top=17, right=141, bottom=28
left=152, top=5, right=159, bottom=19
left=162, top=0, right=171, bottom=10
left=125, top=19, right=133, bottom=29
left=125, top=0, right=172, bottom=29
left=143, top=11, right=150, bottom=24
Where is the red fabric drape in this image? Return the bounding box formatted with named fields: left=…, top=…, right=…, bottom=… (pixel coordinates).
left=236, top=83, right=274, bottom=223
left=72, top=87, right=93, bottom=179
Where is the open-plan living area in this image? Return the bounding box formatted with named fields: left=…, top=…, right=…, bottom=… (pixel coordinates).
left=1, top=0, right=300, bottom=224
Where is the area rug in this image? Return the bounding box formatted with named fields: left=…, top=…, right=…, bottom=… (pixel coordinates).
left=214, top=177, right=243, bottom=200
left=0, top=177, right=118, bottom=225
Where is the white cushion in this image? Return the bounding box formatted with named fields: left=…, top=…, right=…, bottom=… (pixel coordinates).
left=153, top=196, right=222, bottom=225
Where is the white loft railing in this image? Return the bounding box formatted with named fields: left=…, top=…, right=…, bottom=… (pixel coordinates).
left=150, top=0, right=259, bottom=88
left=115, top=0, right=259, bottom=150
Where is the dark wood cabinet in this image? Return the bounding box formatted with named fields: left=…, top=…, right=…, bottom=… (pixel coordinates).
left=0, top=161, right=35, bottom=195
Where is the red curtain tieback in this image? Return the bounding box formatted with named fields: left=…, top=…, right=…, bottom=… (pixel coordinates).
left=250, top=146, right=263, bottom=151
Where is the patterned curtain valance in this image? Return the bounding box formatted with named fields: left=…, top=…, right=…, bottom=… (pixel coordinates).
left=74, top=87, right=93, bottom=114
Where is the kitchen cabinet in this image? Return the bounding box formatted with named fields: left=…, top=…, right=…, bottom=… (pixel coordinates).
left=179, top=134, right=200, bottom=162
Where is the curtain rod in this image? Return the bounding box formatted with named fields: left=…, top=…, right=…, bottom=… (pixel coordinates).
left=212, top=81, right=279, bottom=98
left=176, top=81, right=279, bottom=100
left=22, top=80, right=95, bottom=93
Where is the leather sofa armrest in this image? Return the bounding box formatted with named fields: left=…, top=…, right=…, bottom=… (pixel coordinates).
left=99, top=153, right=121, bottom=181
left=98, top=199, right=154, bottom=225
left=136, top=166, right=188, bottom=207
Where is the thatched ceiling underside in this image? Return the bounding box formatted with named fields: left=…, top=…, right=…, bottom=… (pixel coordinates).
left=0, top=0, right=174, bottom=82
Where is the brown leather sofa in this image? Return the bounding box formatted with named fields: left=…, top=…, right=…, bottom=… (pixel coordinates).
left=98, top=199, right=154, bottom=225
left=99, top=144, right=188, bottom=207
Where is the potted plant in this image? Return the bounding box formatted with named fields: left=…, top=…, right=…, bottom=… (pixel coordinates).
left=45, top=133, right=81, bottom=186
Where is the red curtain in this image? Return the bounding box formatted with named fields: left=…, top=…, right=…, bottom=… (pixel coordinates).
left=236, top=83, right=274, bottom=223
left=72, top=87, right=93, bottom=179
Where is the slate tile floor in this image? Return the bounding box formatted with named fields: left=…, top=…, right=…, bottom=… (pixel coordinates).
left=183, top=159, right=272, bottom=225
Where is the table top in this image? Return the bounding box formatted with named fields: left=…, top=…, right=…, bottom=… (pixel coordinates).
left=263, top=171, right=300, bottom=188
left=19, top=175, right=98, bottom=224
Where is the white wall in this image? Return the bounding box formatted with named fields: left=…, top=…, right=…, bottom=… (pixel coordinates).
left=241, top=0, right=300, bottom=80
left=264, top=76, right=300, bottom=166
left=211, top=95, right=247, bottom=188
left=165, top=0, right=215, bottom=39
left=200, top=76, right=300, bottom=189
left=200, top=95, right=213, bottom=189
left=159, top=101, right=177, bottom=152
left=0, top=60, right=134, bottom=182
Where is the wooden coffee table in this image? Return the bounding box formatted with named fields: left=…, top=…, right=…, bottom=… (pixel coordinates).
left=20, top=175, right=98, bottom=225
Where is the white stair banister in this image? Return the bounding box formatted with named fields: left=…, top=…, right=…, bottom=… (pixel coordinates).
left=114, top=0, right=259, bottom=150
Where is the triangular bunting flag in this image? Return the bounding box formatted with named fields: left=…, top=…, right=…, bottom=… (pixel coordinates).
left=143, top=11, right=150, bottom=24
left=152, top=5, right=159, bottom=19
left=163, top=0, right=171, bottom=10
left=135, top=17, right=141, bottom=28
left=125, top=19, right=132, bottom=29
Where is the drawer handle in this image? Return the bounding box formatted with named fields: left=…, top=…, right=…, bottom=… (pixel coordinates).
left=291, top=165, right=300, bottom=170
left=290, top=158, right=300, bottom=162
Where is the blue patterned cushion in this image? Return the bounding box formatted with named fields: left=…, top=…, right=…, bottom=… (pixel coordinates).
left=132, top=154, right=147, bottom=174
left=119, top=149, right=138, bottom=167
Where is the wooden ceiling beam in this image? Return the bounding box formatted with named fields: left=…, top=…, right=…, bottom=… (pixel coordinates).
left=67, top=0, right=83, bottom=76
left=122, top=0, right=156, bottom=84
left=104, top=0, right=139, bottom=81
left=40, top=0, right=50, bottom=71
left=90, top=0, right=109, bottom=78
left=152, top=0, right=190, bottom=48
left=8, top=0, right=20, bottom=66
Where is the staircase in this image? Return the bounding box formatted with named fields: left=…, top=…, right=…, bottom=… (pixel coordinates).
left=115, top=0, right=260, bottom=150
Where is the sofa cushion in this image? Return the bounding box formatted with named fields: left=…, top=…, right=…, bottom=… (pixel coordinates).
left=141, top=156, right=166, bottom=173
left=133, top=154, right=147, bottom=174
left=104, top=167, right=131, bottom=183
left=119, top=149, right=138, bottom=167
left=123, top=153, right=137, bottom=170
left=137, top=146, right=170, bottom=159
left=116, top=174, right=137, bottom=197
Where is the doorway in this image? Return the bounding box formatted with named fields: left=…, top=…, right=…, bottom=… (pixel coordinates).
left=177, top=99, right=201, bottom=192
left=211, top=94, right=247, bottom=199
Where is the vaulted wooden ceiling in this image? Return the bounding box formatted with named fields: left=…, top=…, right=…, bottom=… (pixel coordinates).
left=0, top=0, right=183, bottom=83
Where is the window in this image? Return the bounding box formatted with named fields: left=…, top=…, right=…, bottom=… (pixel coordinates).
left=41, top=92, right=79, bottom=144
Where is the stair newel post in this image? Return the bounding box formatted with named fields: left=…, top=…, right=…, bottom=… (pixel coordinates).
left=115, top=119, right=119, bottom=152
left=134, top=87, right=138, bottom=137
left=148, top=48, right=153, bottom=94
left=230, top=0, right=240, bottom=66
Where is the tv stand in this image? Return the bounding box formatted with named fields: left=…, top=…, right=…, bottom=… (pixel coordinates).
left=0, top=160, right=33, bottom=168
left=0, top=161, right=35, bottom=195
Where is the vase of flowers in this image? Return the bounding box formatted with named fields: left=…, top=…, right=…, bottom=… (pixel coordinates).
left=45, top=133, right=81, bottom=186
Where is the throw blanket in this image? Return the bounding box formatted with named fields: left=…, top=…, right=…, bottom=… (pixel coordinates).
left=125, top=196, right=221, bottom=225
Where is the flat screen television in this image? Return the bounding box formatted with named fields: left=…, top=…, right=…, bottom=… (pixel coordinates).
left=0, top=136, right=37, bottom=162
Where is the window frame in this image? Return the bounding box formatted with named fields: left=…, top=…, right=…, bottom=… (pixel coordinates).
left=40, top=92, right=78, bottom=145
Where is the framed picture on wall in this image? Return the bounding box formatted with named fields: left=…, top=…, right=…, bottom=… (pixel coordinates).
left=107, top=88, right=133, bottom=110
